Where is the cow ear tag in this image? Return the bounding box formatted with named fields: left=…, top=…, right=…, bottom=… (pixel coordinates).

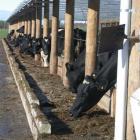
left=98, top=24, right=126, bottom=54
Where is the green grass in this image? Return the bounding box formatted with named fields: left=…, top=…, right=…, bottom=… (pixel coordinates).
left=0, top=29, right=8, bottom=38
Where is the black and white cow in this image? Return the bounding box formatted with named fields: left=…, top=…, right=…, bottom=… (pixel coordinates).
left=40, top=28, right=64, bottom=67
left=66, top=49, right=86, bottom=93
left=19, top=34, right=33, bottom=54
left=40, top=28, right=86, bottom=67
left=16, top=26, right=24, bottom=34
left=57, top=28, right=86, bottom=58
left=31, top=37, right=42, bottom=56
left=57, top=28, right=65, bottom=57
left=15, top=34, right=24, bottom=48
left=7, top=30, right=16, bottom=47
left=70, top=52, right=118, bottom=117
left=65, top=48, right=115, bottom=93
left=40, top=36, right=51, bottom=67
left=73, top=28, right=86, bottom=59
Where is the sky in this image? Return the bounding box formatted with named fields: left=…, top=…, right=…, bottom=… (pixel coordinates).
left=0, top=0, right=22, bottom=12
left=0, top=0, right=23, bottom=20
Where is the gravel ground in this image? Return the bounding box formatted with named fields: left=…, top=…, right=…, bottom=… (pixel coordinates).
left=11, top=46, right=115, bottom=140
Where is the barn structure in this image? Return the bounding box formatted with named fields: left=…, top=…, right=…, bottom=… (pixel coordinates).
left=7, top=0, right=120, bottom=88
left=6, top=0, right=140, bottom=140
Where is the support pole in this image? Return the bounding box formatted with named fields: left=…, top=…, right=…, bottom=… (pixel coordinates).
left=16, top=20, right=20, bottom=37
left=35, top=0, right=42, bottom=61
left=24, top=16, right=28, bottom=34
left=63, top=0, right=75, bottom=87
left=15, top=21, right=19, bottom=37
left=36, top=0, right=42, bottom=39
left=8, top=24, right=11, bottom=32
left=22, top=19, right=24, bottom=27
left=127, top=0, right=140, bottom=139
left=19, top=18, right=23, bottom=28
left=31, top=11, right=36, bottom=38
left=50, top=0, right=59, bottom=74
left=43, top=0, right=49, bottom=37
left=85, top=0, right=100, bottom=76
left=114, top=0, right=132, bottom=139
left=27, top=14, right=31, bottom=35
left=9, top=24, right=13, bottom=31
left=17, top=20, right=20, bottom=29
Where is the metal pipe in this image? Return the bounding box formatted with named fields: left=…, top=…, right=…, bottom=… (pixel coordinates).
left=114, top=0, right=132, bottom=139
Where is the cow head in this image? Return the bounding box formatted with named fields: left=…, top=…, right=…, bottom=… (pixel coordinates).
left=70, top=75, right=105, bottom=118
left=40, top=37, right=51, bottom=67
left=73, top=28, right=86, bottom=58
left=32, top=38, right=42, bottom=55
left=65, top=63, right=85, bottom=93
left=65, top=63, right=74, bottom=71
left=57, top=28, right=64, bottom=57
left=42, top=37, right=51, bottom=55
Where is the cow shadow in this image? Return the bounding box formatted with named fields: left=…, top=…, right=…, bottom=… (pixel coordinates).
left=24, top=72, right=73, bottom=135
left=16, top=59, right=72, bottom=135
left=15, top=58, right=26, bottom=71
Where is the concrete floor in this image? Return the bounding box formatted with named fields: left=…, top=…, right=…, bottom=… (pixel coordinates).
left=0, top=40, right=32, bottom=140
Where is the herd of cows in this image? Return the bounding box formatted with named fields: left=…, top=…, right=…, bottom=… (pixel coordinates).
left=6, top=26, right=118, bottom=118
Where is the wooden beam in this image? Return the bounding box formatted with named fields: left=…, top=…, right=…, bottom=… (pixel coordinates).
left=31, top=11, right=36, bottom=38
left=43, top=0, right=49, bottom=38
left=85, top=0, right=100, bottom=76
left=127, top=0, right=139, bottom=139
left=35, top=0, right=42, bottom=62
left=8, top=24, right=11, bottom=32
left=36, top=0, right=42, bottom=39
left=27, top=14, right=31, bottom=35
left=15, top=21, right=19, bottom=37
left=63, top=0, right=75, bottom=87
left=50, top=0, right=59, bottom=74
left=21, top=20, right=23, bottom=27
left=24, top=16, right=28, bottom=34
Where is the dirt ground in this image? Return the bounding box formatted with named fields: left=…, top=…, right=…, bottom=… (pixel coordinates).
left=11, top=46, right=115, bottom=140
left=0, top=40, right=32, bottom=140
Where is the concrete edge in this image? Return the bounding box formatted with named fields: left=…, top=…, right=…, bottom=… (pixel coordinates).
left=2, top=39, right=51, bottom=140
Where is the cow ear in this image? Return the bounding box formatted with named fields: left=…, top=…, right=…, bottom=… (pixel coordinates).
left=65, top=63, right=73, bottom=71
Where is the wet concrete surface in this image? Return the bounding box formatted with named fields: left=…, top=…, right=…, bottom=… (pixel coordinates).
left=0, top=40, right=32, bottom=140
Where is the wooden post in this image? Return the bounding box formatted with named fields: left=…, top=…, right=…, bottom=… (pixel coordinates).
left=17, top=20, right=20, bottom=29
left=27, top=14, right=31, bottom=35
left=8, top=24, right=11, bottom=32
left=24, top=16, right=28, bottom=34
left=35, top=0, right=42, bottom=61
left=62, top=0, right=74, bottom=87
left=127, top=0, right=140, bottom=139
left=21, top=19, right=24, bottom=27
left=50, top=0, right=59, bottom=74
left=31, top=11, right=36, bottom=38
left=11, top=23, right=14, bottom=30
left=85, top=0, right=100, bottom=76
left=111, top=89, right=116, bottom=117
left=43, top=0, right=49, bottom=37
left=19, top=18, right=23, bottom=28
left=10, top=24, right=12, bottom=30
left=15, top=21, right=19, bottom=37
left=36, top=0, right=42, bottom=39
left=16, top=20, right=20, bottom=37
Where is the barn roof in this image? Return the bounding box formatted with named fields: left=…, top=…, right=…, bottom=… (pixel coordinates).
left=7, top=0, right=120, bottom=23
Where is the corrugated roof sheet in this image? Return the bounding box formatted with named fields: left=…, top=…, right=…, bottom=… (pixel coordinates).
left=8, top=0, right=120, bottom=23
